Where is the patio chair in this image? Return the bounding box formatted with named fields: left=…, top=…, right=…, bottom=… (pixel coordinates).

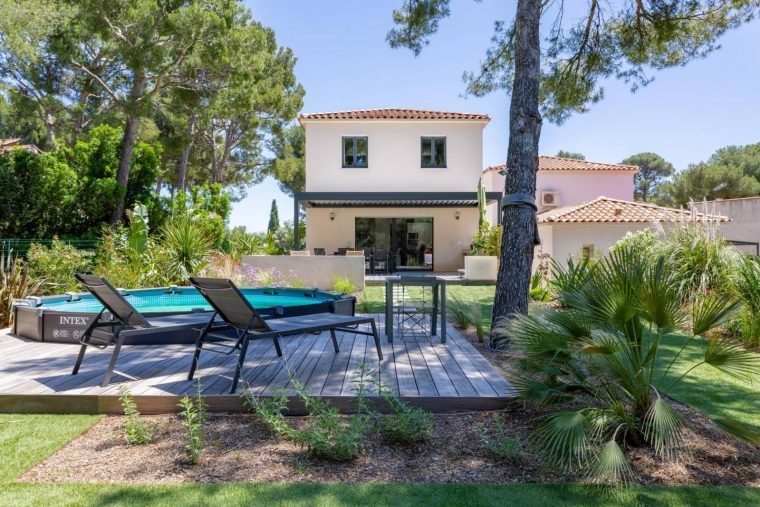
left=336, top=247, right=349, bottom=256
left=187, top=277, right=383, bottom=393
left=390, top=276, right=435, bottom=338
left=373, top=249, right=389, bottom=274
left=313, top=248, right=326, bottom=256
left=71, top=274, right=215, bottom=387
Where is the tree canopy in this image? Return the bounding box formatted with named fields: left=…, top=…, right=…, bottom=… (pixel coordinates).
left=555, top=150, right=585, bottom=160
left=665, top=142, right=760, bottom=206
left=0, top=0, right=304, bottom=226
left=622, top=152, right=675, bottom=203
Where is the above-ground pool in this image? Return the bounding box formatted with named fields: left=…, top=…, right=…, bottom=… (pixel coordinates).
left=13, top=286, right=355, bottom=344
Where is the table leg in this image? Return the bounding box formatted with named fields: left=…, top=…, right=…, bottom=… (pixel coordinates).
left=385, top=278, right=393, bottom=343
left=440, top=281, right=446, bottom=343
left=431, top=281, right=438, bottom=336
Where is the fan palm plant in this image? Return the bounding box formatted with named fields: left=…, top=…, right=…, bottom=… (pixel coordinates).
left=733, top=256, right=760, bottom=347
left=500, top=246, right=759, bottom=484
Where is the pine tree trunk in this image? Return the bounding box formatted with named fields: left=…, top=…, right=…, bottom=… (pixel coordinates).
left=490, top=0, right=542, bottom=349
left=177, top=113, right=196, bottom=192
left=111, top=75, right=147, bottom=224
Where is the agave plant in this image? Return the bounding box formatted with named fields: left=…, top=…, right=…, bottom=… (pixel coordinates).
left=500, top=246, right=759, bottom=484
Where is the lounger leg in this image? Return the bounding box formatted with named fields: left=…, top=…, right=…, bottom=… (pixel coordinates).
left=370, top=320, right=383, bottom=361
left=330, top=328, right=340, bottom=353
left=187, top=331, right=206, bottom=381
left=272, top=335, right=283, bottom=357
left=230, top=336, right=250, bottom=394
left=72, top=337, right=90, bottom=375
left=101, top=334, right=125, bottom=387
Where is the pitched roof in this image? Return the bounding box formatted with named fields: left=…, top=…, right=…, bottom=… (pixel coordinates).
left=484, top=156, right=639, bottom=173
left=538, top=196, right=730, bottom=224
left=299, top=108, right=490, bottom=121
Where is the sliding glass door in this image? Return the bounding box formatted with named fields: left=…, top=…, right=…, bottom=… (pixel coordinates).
left=355, top=217, right=434, bottom=271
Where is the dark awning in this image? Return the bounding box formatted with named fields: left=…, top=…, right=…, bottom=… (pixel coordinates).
left=295, top=191, right=502, bottom=208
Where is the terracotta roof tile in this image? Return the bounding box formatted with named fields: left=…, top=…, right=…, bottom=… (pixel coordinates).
left=300, top=108, right=490, bottom=121
left=538, top=196, right=730, bottom=224
left=484, top=156, right=639, bottom=173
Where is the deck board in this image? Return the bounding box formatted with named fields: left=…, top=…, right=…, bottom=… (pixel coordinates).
left=0, top=314, right=515, bottom=414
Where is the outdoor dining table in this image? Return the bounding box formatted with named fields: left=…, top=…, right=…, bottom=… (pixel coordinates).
left=384, top=275, right=446, bottom=343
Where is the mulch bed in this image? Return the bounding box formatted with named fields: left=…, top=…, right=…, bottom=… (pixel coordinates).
left=19, top=401, right=760, bottom=485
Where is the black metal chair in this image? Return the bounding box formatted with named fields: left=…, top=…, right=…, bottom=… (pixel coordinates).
left=71, top=274, right=214, bottom=387
left=187, top=277, right=383, bottom=393
left=313, top=248, right=325, bottom=256
left=373, top=249, right=389, bottom=274
left=336, top=247, right=349, bottom=256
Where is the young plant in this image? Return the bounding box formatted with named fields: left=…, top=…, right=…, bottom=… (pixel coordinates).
left=375, top=373, right=434, bottom=444
left=332, top=275, right=357, bottom=295
left=118, top=385, right=154, bottom=445
left=177, top=380, right=206, bottom=464
left=289, top=368, right=370, bottom=461
left=476, top=415, right=525, bottom=462
left=0, top=259, right=44, bottom=327
left=448, top=296, right=473, bottom=329
left=239, top=382, right=293, bottom=439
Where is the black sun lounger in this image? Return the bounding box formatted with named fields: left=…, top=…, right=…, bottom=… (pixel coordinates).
left=71, top=274, right=214, bottom=387
left=187, top=277, right=383, bottom=393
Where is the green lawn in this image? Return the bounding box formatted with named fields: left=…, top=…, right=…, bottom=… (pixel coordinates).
left=1, top=286, right=759, bottom=505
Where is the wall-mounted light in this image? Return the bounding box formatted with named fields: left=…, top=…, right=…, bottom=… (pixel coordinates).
left=329, top=211, right=336, bottom=221
left=455, top=210, right=461, bottom=221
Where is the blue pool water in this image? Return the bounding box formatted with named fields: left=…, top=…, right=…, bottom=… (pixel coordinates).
left=40, top=287, right=333, bottom=314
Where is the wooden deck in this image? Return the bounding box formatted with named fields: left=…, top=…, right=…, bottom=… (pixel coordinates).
left=0, top=314, right=515, bottom=415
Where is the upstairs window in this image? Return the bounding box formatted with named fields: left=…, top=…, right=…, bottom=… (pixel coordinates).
left=421, top=137, right=446, bottom=168
left=342, top=136, right=368, bottom=168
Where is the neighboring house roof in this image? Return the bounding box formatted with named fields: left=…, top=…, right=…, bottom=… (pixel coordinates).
left=0, top=138, right=43, bottom=155
left=299, top=108, right=490, bottom=122
left=538, top=196, right=730, bottom=224
left=483, top=156, right=639, bottom=173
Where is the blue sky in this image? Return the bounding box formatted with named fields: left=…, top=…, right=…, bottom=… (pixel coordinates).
left=231, top=0, right=760, bottom=232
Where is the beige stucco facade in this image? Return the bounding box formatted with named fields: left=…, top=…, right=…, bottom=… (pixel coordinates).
left=302, top=119, right=486, bottom=193
left=694, top=198, right=760, bottom=255
left=305, top=206, right=478, bottom=271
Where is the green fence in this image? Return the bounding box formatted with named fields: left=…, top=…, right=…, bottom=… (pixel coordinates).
left=0, top=238, right=100, bottom=270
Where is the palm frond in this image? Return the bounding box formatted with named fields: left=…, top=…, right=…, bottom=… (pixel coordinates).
left=712, top=418, right=760, bottom=446
left=639, top=256, right=688, bottom=331
left=691, top=295, right=739, bottom=336
left=587, top=438, right=633, bottom=486
left=512, top=376, right=575, bottom=405
left=704, top=338, right=760, bottom=382
left=642, top=396, right=684, bottom=458
left=534, top=410, right=591, bottom=467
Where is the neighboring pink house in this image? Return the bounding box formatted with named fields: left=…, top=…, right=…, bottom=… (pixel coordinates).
left=483, top=156, right=726, bottom=269
left=482, top=156, right=638, bottom=223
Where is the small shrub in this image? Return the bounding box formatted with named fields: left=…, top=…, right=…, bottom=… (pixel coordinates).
left=27, top=239, right=94, bottom=294
left=177, top=380, right=206, bottom=464
left=332, top=275, right=356, bottom=295
left=477, top=415, right=526, bottom=462
left=289, top=368, right=371, bottom=461
left=239, top=383, right=293, bottom=438
left=118, top=385, right=154, bottom=445
left=733, top=257, right=760, bottom=347
left=529, top=270, right=551, bottom=302
left=1, top=259, right=44, bottom=327
left=376, top=374, right=434, bottom=444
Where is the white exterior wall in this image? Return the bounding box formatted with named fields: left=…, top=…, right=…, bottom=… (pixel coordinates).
left=539, top=223, right=652, bottom=269
left=303, top=120, right=486, bottom=192
left=305, top=207, right=478, bottom=271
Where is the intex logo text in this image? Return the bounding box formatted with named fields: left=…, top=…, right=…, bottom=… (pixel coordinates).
left=59, top=316, right=89, bottom=325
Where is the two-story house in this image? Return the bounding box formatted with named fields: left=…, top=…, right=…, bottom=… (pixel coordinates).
left=294, top=109, right=500, bottom=271
left=293, top=108, right=727, bottom=274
